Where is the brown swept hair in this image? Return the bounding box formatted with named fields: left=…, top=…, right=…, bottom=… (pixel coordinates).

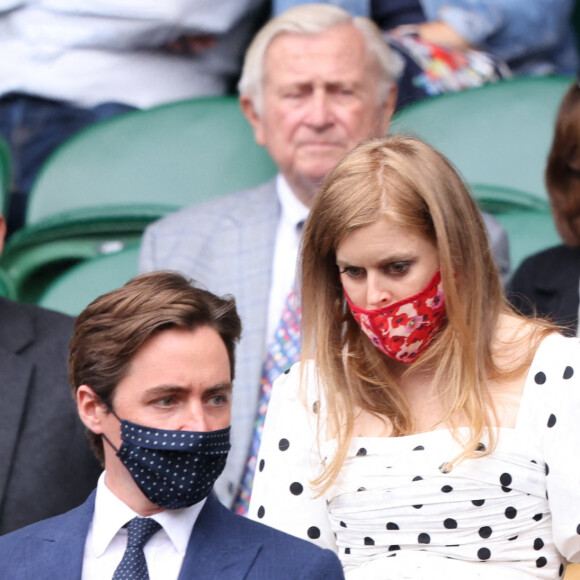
left=300, top=135, right=551, bottom=491
left=69, top=271, right=241, bottom=463
left=545, top=81, right=580, bottom=246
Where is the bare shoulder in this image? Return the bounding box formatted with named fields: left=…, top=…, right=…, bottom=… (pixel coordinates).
left=488, top=314, right=561, bottom=426
left=492, top=313, right=553, bottom=369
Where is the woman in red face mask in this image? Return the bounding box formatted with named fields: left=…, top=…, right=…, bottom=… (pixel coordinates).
left=248, top=134, right=580, bottom=579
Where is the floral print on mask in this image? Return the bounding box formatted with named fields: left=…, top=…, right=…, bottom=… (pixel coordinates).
left=345, top=270, right=446, bottom=363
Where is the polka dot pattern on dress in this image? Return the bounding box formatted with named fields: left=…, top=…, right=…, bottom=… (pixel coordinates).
left=248, top=337, right=580, bottom=579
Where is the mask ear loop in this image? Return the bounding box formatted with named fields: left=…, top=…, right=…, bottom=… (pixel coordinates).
left=97, top=397, right=123, bottom=454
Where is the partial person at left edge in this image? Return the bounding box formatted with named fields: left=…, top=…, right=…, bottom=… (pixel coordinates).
left=0, top=210, right=101, bottom=535
left=0, top=0, right=269, bottom=234
left=0, top=271, right=344, bottom=579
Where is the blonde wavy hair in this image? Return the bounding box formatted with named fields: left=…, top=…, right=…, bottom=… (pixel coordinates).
left=300, top=134, right=549, bottom=491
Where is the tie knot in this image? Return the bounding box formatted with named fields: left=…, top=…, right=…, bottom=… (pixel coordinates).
left=126, top=517, right=161, bottom=548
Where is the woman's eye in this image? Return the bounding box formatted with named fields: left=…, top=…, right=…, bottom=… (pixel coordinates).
left=339, top=266, right=364, bottom=278
left=387, top=262, right=411, bottom=275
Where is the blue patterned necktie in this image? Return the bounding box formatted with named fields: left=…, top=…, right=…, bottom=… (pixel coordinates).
left=233, top=285, right=302, bottom=515
left=112, top=517, right=162, bottom=580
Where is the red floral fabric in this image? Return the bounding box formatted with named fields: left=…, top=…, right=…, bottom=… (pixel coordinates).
left=345, top=270, right=446, bottom=363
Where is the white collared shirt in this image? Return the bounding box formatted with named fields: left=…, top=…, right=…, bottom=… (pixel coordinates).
left=266, top=174, right=310, bottom=344
left=82, top=472, right=205, bottom=580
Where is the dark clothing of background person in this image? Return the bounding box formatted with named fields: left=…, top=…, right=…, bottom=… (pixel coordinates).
left=508, top=245, right=580, bottom=337
left=0, top=297, right=101, bottom=534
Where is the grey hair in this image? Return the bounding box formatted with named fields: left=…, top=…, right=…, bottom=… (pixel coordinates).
left=238, top=3, right=403, bottom=114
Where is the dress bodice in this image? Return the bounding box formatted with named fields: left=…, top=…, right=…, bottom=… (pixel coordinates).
left=249, top=333, right=580, bottom=579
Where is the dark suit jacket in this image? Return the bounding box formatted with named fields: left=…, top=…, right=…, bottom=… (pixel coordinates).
left=0, top=298, right=101, bottom=534
left=0, top=491, right=345, bottom=579
left=507, top=244, right=580, bottom=336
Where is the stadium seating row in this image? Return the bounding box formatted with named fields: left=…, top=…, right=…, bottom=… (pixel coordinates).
left=0, top=75, right=571, bottom=314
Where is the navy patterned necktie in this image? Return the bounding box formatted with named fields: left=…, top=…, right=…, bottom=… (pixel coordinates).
left=112, top=517, right=161, bottom=580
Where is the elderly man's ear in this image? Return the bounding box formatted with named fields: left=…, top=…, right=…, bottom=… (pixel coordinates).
left=239, top=95, right=266, bottom=147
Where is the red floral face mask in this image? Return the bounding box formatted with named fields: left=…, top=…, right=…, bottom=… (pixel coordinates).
left=344, top=270, right=446, bottom=364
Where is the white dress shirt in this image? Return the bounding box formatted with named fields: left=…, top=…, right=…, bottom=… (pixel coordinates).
left=266, top=175, right=310, bottom=344
left=82, top=472, right=205, bottom=580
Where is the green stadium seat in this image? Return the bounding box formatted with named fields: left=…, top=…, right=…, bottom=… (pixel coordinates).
left=391, top=76, right=573, bottom=202
left=1, top=95, right=277, bottom=302
left=37, top=245, right=140, bottom=316
left=470, top=184, right=560, bottom=273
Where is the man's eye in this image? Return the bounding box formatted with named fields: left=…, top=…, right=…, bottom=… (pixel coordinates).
left=208, top=394, right=228, bottom=407
left=155, top=396, right=176, bottom=407
left=284, top=91, right=303, bottom=99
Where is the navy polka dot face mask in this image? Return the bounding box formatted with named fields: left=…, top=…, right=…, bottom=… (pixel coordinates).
left=106, top=416, right=231, bottom=509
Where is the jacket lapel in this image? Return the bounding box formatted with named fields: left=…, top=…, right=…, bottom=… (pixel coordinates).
left=19, top=492, right=95, bottom=579
left=178, top=494, right=262, bottom=580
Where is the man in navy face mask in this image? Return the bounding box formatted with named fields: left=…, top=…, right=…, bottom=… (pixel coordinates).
left=0, top=271, right=344, bottom=580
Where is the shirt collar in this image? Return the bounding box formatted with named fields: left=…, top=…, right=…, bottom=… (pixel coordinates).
left=90, top=472, right=205, bottom=557
left=276, top=174, right=310, bottom=230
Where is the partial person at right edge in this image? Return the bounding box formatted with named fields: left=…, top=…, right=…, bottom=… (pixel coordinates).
left=508, top=79, right=580, bottom=336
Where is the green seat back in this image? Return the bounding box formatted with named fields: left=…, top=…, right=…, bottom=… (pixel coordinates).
left=38, top=245, right=140, bottom=316
left=0, top=266, right=16, bottom=300
left=391, top=76, right=573, bottom=202
left=3, top=95, right=276, bottom=302
left=470, top=184, right=560, bottom=273
left=495, top=210, right=560, bottom=274
left=26, top=95, right=276, bottom=225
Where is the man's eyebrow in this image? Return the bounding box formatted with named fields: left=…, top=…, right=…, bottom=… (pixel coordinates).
left=143, top=382, right=233, bottom=397
left=142, top=385, right=189, bottom=397
left=204, top=382, right=233, bottom=395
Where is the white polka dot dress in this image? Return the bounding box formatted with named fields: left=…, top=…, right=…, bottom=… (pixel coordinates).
left=248, top=334, right=580, bottom=579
